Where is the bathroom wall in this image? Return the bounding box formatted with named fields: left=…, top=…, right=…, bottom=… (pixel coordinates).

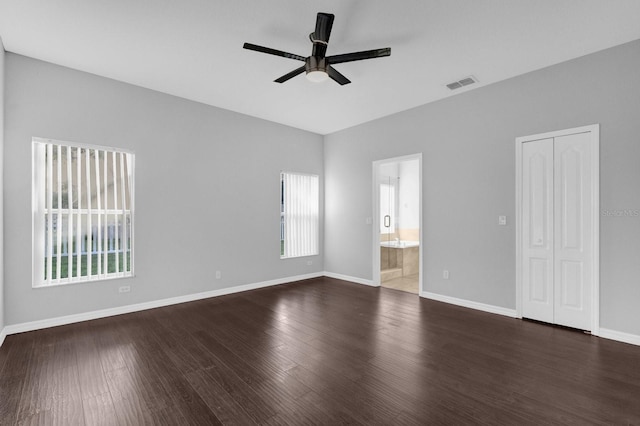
left=397, top=159, right=419, bottom=241
left=378, top=162, right=399, bottom=241
left=378, top=159, right=420, bottom=242
left=378, top=158, right=421, bottom=282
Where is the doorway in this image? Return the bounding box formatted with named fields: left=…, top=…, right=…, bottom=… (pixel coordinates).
left=515, top=125, right=599, bottom=333
left=373, top=154, right=422, bottom=294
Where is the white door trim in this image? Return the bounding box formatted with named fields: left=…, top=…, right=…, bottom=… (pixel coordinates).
left=515, top=124, right=600, bottom=335
left=372, top=154, right=423, bottom=292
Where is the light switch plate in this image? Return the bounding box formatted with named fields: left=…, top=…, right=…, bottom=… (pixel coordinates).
left=498, top=215, right=507, bottom=226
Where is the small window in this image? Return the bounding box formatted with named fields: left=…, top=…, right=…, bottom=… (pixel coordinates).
left=280, top=172, right=319, bottom=259
left=32, top=138, right=135, bottom=287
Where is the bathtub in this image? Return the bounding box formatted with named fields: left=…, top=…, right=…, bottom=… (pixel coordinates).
left=380, top=240, right=419, bottom=248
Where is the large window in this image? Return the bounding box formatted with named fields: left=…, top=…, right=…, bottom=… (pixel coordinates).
left=32, top=138, right=135, bottom=287
left=280, top=172, right=319, bottom=259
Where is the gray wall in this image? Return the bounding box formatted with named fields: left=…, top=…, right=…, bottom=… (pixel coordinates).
left=0, top=39, right=5, bottom=334
left=325, top=40, right=640, bottom=336
left=4, top=53, right=324, bottom=325
left=4, top=40, right=640, bottom=338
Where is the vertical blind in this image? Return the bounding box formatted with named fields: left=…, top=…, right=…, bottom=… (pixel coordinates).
left=32, top=138, right=135, bottom=287
left=281, top=172, right=319, bottom=258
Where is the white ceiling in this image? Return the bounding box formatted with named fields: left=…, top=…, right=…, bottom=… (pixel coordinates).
left=1, top=1, right=640, bottom=135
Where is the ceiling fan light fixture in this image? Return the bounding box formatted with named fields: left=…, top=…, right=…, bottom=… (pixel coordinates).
left=305, top=56, right=329, bottom=83
left=306, top=70, right=329, bottom=83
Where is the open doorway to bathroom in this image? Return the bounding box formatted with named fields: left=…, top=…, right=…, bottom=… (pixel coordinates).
left=373, top=154, right=422, bottom=294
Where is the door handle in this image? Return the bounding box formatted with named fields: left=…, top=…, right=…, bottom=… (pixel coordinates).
left=384, top=215, right=391, bottom=228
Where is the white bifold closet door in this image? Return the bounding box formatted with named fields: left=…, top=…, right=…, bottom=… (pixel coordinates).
left=521, top=132, right=593, bottom=330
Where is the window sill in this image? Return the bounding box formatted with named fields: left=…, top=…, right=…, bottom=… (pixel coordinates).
left=33, top=272, right=135, bottom=289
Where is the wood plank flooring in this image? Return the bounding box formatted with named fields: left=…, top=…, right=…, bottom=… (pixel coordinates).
left=1, top=276, right=639, bottom=425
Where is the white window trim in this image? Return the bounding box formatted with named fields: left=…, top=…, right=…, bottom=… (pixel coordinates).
left=32, top=137, right=135, bottom=287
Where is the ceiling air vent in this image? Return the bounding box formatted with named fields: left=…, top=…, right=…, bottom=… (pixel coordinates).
left=446, top=76, right=478, bottom=90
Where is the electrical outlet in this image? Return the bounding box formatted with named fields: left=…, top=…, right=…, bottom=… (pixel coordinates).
left=307, top=260, right=313, bottom=265
left=118, top=285, right=131, bottom=293
left=365, top=217, right=373, bottom=225
left=215, top=270, right=221, bottom=279
left=498, top=215, right=507, bottom=226
left=443, top=270, right=449, bottom=280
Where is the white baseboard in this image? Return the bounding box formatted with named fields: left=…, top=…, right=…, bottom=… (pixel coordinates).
left=599, top=328, right=640, bottom=347
left=323, top=271, right=376, bottom=287
left=5, top=273, right=637, bottom=350
left=3, top=272, right=323, bottom=338
left=421, top=291, right=517, bottom=318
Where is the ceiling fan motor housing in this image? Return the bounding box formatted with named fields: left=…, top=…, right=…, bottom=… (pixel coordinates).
left=306, top=56, right=328, bottom=74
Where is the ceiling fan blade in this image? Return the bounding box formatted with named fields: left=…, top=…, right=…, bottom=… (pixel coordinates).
left=243, top=43, right=306, bottom=61
left=327, top=66, right=351, bottom=85
left=274, top=65, right=306, bottom=83
left=327, top=47, right=391, bottom=65
left=311, top=13, right=335, bottom=58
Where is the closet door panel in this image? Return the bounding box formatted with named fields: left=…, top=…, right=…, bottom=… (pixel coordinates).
left=521, top=138, right=554, bottom=323
left=554, top=132, right=592, bottom=330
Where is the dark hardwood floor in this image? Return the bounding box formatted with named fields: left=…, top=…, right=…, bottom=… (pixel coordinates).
left=1, top=277, right=639, bottom=425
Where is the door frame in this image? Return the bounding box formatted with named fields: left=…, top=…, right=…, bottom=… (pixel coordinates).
left=515, top=124, right=600, bottom=334
left=372, top=153, right=423, bottom=292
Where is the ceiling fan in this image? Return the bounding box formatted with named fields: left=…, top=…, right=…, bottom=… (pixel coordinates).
left=243, top=12, right=391, bottom=85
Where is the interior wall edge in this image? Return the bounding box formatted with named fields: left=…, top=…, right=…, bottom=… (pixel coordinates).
left=0, top=35, right=6, bottom=340
left=598, top=328, right=640, bottom=347
left=323, top=271, right=375, bottom=287
left=421, top=291, right=517, bottom=318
